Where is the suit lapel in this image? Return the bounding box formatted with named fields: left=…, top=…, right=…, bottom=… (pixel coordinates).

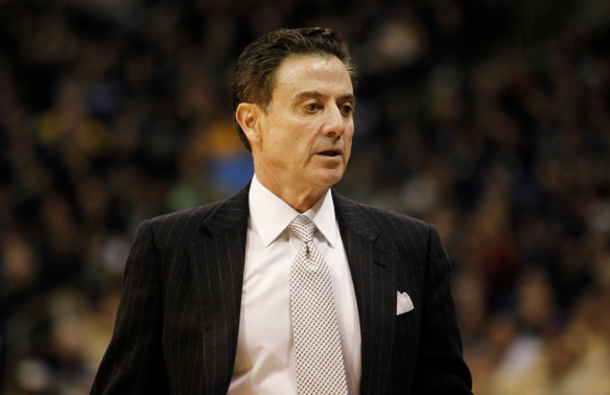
left=188, top=183, right=250, bottom=393
left=333, top=191, right=396, bottom=395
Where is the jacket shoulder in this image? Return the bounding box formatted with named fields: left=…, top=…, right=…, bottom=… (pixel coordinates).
left=363, top=202, right=429, bottom=231
left=144, top=181, right=250, bottom=239
left=144, top=201, right=222, bottom=239
left=334, top=192, right=432, bottom=237
left=139, top=190, right=248, bottom=267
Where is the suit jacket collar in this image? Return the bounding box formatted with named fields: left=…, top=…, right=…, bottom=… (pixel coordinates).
left=332, top=191, right=380, bottom=243
left=200, top=182, right=251, bottom=236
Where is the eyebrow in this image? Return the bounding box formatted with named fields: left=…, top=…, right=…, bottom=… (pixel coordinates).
left=294, top=91, right=356, bottom=104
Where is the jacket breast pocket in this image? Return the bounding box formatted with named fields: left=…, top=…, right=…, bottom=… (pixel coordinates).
left=394, top=309, right=417, bottom=333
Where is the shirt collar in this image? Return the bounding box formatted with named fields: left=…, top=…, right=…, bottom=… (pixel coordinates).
left=249, top=175, right=337, bottom=248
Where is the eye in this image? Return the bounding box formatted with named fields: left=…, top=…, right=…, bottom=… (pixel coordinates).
left=304, top=102, right=320, bottom=113
left=340, top=104, right=354, bottom=117
left=305, top=103, right=318, bottom=112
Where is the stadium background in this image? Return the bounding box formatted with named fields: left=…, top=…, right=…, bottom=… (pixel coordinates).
left=1, top=0, right=610, bottom=393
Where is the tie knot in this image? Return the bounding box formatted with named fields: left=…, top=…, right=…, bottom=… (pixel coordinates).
left=289, top=215, right=315, bottom=243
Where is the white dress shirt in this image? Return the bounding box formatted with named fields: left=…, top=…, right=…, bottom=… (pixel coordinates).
left=228, top=176, right=361, bottom=395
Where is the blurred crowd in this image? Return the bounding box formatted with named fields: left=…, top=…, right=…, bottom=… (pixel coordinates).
left=1, top=0, right=610, bottom=394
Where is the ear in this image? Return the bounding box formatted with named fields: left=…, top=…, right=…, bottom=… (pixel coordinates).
left=235, top=103, right=263, bottom=147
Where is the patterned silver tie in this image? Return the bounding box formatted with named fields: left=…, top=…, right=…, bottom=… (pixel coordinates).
left=288, top=215, right=348, bottom=395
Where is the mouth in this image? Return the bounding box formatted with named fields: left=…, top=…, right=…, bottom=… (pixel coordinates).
left=317, top=149, right=342, bottom=157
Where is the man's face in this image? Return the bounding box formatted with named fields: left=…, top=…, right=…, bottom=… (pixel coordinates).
left=254, top=54, right=355, bottom=194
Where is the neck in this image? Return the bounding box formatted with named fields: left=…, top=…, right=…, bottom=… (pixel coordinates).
left=255, top=173, right=328, bottom=213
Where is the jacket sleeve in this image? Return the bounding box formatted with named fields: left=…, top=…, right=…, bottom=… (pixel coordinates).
left=90, top=221, right=169, bottom=394
left=411, top=225, right=473, bottom=394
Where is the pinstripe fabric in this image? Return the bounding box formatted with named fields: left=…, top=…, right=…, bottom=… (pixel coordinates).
left=91, top=182, right=472, bottom=395
left=333, top=193, right=472, bottom=395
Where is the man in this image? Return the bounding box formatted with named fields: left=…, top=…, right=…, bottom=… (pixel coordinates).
left=91, top=27, right=473, bottom=395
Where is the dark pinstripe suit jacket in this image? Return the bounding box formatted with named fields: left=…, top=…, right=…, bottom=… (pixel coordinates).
left=91, top=183, right=473, bottom=395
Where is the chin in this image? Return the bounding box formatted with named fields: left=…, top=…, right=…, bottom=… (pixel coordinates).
left=313, top=170, right=345, bottom=188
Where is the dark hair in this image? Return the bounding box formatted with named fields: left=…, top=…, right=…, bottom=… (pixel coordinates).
left=232, top=27, right=358, bottom=151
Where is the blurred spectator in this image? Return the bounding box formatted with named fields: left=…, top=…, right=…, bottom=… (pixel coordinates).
left=1, top=0, right=610, bottom=393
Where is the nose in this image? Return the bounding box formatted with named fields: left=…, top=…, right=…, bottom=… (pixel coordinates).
left=322, top=104, right=348, bottom=138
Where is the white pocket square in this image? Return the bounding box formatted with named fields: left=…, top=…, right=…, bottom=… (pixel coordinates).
left=396, top=291, right=414, bottom=315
